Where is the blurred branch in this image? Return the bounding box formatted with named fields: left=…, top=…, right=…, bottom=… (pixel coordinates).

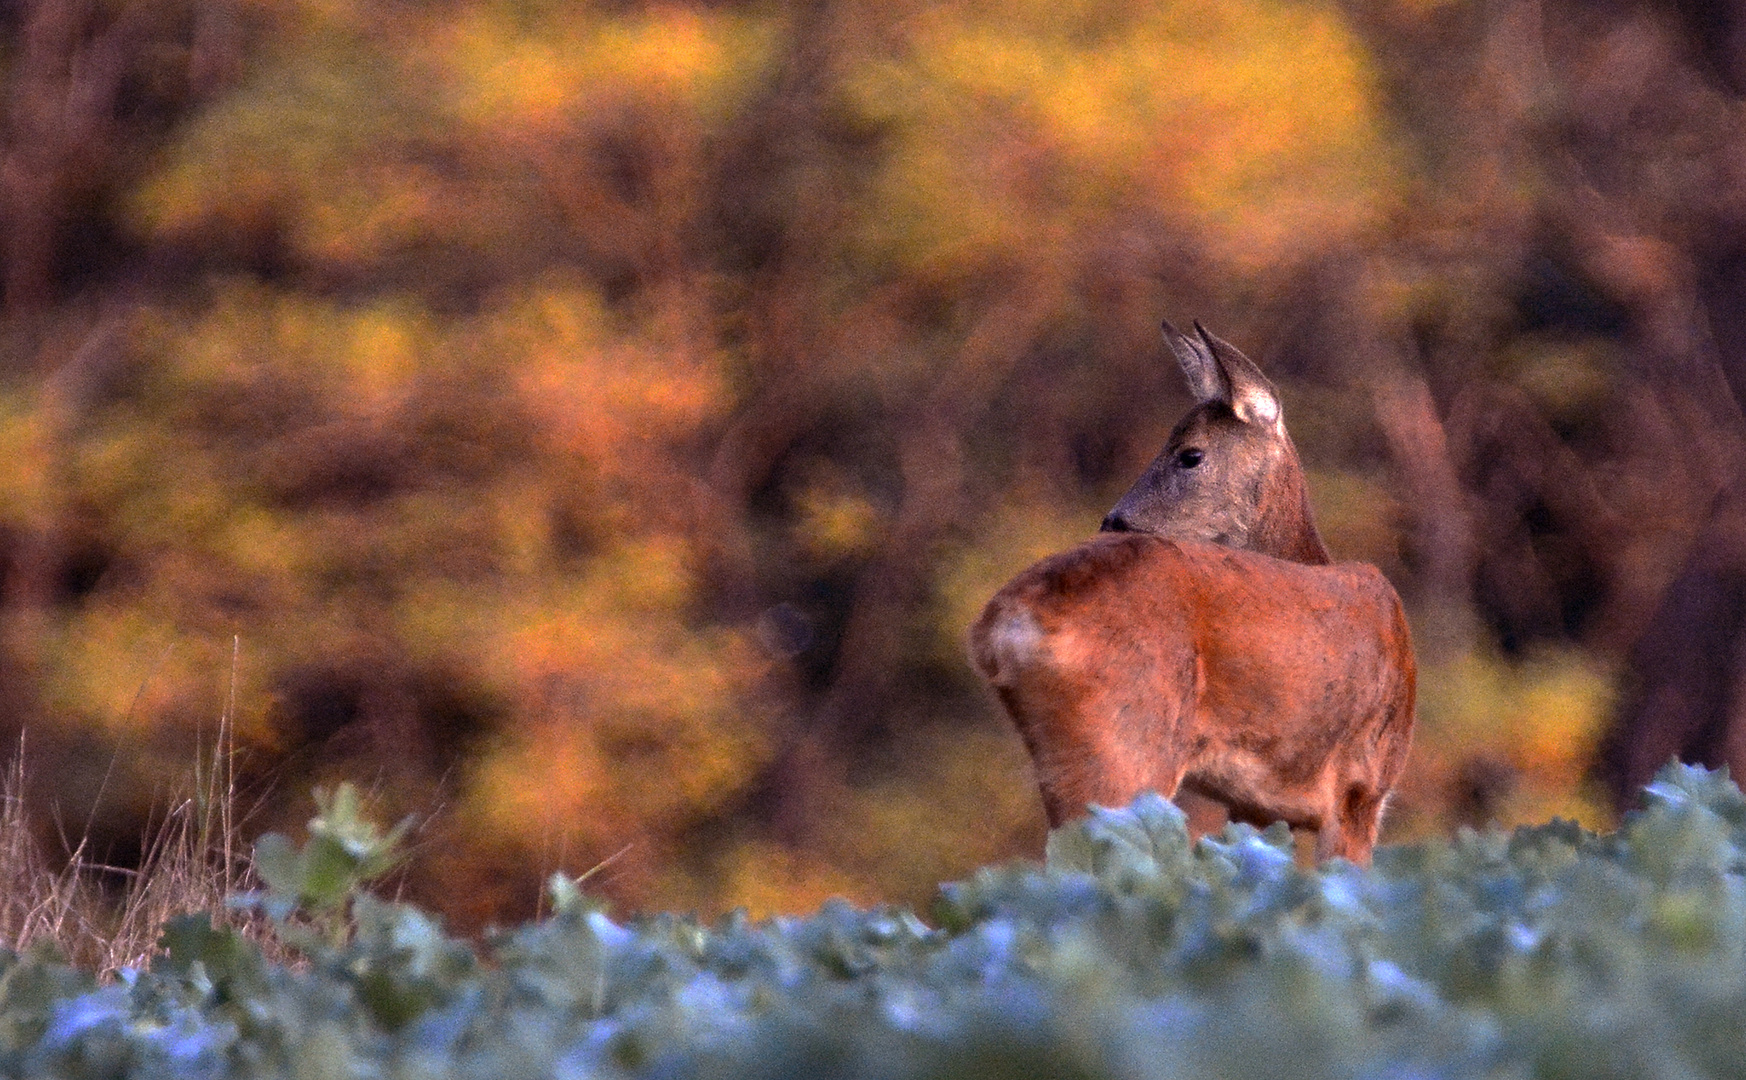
left=1600, top=486, right=1746, bottom=802
left=1370, top=368, right=1475, bottom=659
left=1, top=0, right=240, bottom=319
left=1, top=0, right=141, bottom=315
left=767, top=269, right=1061, bottom=840
left=1695, top=239, right=1746, bottom=419
left=702, top=0, right=860, bottom=619
left=2, top=311, right=126, bottom=614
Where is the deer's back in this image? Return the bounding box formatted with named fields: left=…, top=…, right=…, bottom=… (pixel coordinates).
left=970, top=534, right=1414, bottom=785
left=975, top=533, right=1403, bottom=671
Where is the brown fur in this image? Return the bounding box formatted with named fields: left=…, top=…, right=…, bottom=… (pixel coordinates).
left=973, top=323, right=1415, bottom=863
left=971, top=534, right=1415, bottom=863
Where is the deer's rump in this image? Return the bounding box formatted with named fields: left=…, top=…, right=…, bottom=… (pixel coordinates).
left=971, top=533, right=1416, bottom=849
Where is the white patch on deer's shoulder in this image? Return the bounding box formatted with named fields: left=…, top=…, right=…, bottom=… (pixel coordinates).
left=982, top=607, right=1046, bottom=684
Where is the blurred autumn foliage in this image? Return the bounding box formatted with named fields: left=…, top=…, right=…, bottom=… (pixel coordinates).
left=3, top=0, right=1746, bottom=927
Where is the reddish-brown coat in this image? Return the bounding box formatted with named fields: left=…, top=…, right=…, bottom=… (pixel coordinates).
left=972, top=534, right=1415, bottom=862
left=972, top=322, right=1415, bottom=863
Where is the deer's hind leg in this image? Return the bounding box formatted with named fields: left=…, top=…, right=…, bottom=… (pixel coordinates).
left=1044, top=740, right=1191, bottom=829
left=1314, top=782, right=1385, bottom=865
left=998, top=690, right=1186, bottom=828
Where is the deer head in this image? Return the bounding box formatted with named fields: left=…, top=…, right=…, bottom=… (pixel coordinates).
left=1101, top=321, right=1329, bottom=566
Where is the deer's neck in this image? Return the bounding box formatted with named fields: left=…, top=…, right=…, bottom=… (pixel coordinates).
left=1253, top=471, right=1331, bottom=565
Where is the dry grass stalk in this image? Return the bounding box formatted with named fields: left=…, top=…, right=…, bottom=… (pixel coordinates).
left=0, top=639, right=275, bottom=978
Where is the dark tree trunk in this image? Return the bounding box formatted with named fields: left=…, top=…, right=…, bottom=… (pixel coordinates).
left=1599, top=486, right=1746, bottom=802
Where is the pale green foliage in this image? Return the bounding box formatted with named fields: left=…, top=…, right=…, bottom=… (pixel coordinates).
left=6, top=765, right=1746, bottom=1077
left=244, top=783, right=413, bottom=932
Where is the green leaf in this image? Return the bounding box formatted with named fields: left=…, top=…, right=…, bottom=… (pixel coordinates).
left=299, top=833, right=365, bottom=913
left=1045, top=791, right=1192, bottom=883
left=249, top=832, right=303, bottom=896
left=156, top=915, right=252, bottom=982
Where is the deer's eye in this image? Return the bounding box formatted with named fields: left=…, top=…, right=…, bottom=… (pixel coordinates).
left=1175, top=448, right=1204, bottom=469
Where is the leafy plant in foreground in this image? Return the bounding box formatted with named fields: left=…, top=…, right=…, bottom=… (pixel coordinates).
left=238, top=783, right=413, bottom=944
left=8, top=761, right=1746, bottom=1078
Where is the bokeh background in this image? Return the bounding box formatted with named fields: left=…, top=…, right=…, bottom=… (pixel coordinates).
left=2, top=0, right=1745, bottom=929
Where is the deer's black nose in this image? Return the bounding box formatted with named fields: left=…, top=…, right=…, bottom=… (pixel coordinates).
left=1100, top=513, right=1132, bottom=533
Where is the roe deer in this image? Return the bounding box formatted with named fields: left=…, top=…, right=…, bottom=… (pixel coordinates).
left=970, top=322, right=1414, bottom=863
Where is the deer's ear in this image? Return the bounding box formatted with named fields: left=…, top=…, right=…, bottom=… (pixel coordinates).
left=1163, top=318, right=1225, bottom=405
left=1195, top=323, right=1281, bottom=428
